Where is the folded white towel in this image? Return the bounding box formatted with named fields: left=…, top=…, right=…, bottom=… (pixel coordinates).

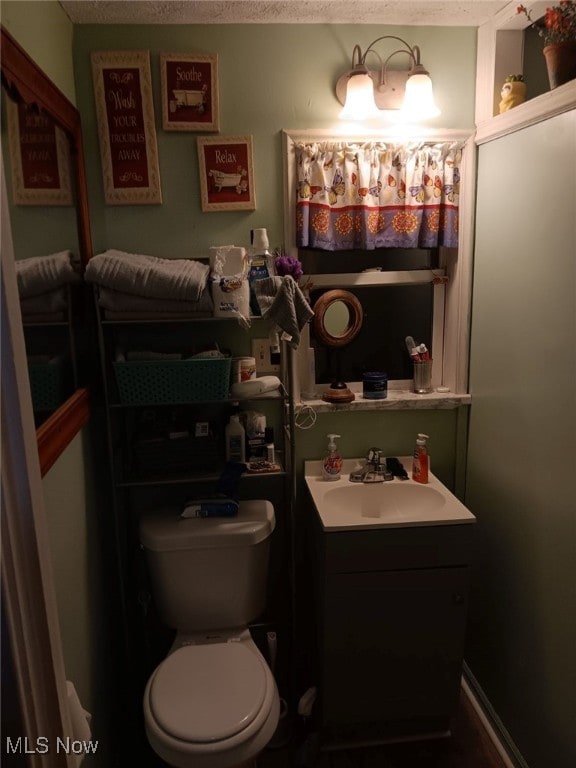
left=85, top=249, right=209, bottom=302
left=96, top=285, right=213, bottom=315
left=16, top=251, right=80, bottom=298
left=20, top=287, right=68, bottom=316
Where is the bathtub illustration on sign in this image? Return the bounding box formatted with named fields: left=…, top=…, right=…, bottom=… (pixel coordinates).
left=169, top=84, right=207, bottom=113
left=208, top=167, right=248, bottom=194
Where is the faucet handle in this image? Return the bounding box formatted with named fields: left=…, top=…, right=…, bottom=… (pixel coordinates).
left=367, top=447, right=382, bottom=465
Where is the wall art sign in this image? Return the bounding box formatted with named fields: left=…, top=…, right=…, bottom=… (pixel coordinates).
left=160, top=53, right=219, bottom=132
left=197, top=135, right=256, bottom=212
left=6, top=99, right=73, bottom=206
left=91, top=50, right=162, bottom=205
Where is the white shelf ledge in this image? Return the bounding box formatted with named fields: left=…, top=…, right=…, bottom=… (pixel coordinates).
left=475, top=80, right=576, bottom=145
left=297, top=389, right=471, bottom=413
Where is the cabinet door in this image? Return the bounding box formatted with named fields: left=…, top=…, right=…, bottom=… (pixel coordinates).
left=321, top=567, right=470, bottom=726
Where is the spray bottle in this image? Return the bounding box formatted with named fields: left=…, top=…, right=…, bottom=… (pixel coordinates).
left=322, top=434, right=342, bottom=481
left=412, top=433, right=430, bottom=484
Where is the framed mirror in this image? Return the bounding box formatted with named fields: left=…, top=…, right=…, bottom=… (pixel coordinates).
left=1, top=26, right=92, bottom=474
left=312, top=289, right=364, bottom=348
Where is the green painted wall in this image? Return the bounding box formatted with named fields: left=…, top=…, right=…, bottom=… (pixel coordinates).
left=466, top=110, right=576, bottom=768
left=1, top=0, right=76, bottom=103
left=72, top=24, right=476, bottom=256
left=42, top=431, right=115, bottom=768
left=73, top=22, right=477, bottom=498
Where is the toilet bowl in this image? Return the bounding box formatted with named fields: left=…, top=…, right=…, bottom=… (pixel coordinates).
left=140, top=501, right=280, bottom=768
left=143, top=629, right=280, bottom=768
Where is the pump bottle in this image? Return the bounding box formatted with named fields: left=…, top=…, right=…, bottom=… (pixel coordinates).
left=322, top=434, right=342, bottom=481
left=412, top=433, right=430, bottom=484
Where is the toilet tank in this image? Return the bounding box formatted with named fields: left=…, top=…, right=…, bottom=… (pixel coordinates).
left=139, top=500, right=275, bottom=633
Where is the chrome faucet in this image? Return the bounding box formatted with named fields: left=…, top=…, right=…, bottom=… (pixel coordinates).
left=349, top=448, right=392, bottom=483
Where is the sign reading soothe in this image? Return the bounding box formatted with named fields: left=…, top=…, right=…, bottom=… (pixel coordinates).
left=91, top=50, right=162, bottom=205
left=160, top=53, right=219, bottom=132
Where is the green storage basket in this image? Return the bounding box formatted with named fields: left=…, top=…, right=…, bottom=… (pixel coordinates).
left=28, top=357, right=66, bottom=411
left=113, top=357, right=232, bottom=404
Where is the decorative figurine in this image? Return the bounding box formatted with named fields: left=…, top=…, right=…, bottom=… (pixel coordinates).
left=499, top=74, right=527, bottom=113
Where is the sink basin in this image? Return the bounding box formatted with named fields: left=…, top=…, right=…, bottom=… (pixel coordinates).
left=305, top=457, right=476, bottom=530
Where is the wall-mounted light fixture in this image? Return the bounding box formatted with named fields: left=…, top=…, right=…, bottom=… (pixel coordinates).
left=335, top=35, right=440, bottom=121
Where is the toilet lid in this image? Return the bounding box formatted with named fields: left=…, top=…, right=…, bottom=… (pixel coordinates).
left=149, top=643, right=268, bottom=743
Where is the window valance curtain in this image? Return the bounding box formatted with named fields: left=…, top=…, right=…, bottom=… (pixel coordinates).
left=295, top=140, right=463, bottom=250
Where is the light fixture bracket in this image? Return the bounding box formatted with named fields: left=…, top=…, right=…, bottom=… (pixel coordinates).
left=336, top=69, right=410, bottom=111
left=335, top=34, right=440, bottom=120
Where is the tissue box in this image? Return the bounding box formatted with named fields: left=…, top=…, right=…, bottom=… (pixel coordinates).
left=209, top=246, right=247, bottom=275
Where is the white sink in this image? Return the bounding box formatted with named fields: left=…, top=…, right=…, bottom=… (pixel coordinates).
left=305, top=457, right=476, bottom=530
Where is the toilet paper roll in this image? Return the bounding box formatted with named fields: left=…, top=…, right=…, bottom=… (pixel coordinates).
left=66, top=680, right=92, bottom=745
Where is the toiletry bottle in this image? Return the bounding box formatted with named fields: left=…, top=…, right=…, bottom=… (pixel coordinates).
left=248, top=228, right=273, bottom=316
left=225, top=414, right=246, bottom=463
left=322, top=434, right=342, bottom=481
left=412, top=433, right=430, bottom=484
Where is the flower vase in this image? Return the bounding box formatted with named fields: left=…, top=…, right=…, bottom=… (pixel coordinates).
left=543, top=42, right=576, bottom=89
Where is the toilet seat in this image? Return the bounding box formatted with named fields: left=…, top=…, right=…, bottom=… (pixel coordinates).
left=143, top=636, right=280, bottom=768
left=149, top=642, right=268, bottom=742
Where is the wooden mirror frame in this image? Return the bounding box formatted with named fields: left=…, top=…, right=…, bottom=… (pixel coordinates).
left=1, top=26, right=91, bottom=475
left=312, top=289, right=364, bottom=348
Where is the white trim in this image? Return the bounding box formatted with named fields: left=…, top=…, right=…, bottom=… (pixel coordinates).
left=475, top=1, right=576, bottom=139
left=282, top=128, right=475, bottom=398
left=1, top=153, right=76, bottom=768
left=304, top=269, right=443, bottom=288
left=461, top=677, right=519, bottom=768
left=476, top=81, right=576, bottom=144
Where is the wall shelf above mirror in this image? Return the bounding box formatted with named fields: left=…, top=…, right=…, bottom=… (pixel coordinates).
left=1, top=26, right=93, bottom=473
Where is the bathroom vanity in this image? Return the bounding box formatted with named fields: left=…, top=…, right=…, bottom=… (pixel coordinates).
left=304, top=459, right=476, bottom=746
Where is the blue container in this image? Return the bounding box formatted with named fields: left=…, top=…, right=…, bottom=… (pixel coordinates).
left=362, top=371, right=388, bottom=399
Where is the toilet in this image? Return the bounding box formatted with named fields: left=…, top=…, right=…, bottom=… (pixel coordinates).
left=139, top=500, right=280, bottom=768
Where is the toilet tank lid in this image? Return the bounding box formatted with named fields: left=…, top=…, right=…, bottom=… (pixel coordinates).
left=139, top=499, right=275, bottom=552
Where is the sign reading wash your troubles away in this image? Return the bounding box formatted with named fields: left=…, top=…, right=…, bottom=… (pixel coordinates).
left=91, top=50, right=162, bottom=204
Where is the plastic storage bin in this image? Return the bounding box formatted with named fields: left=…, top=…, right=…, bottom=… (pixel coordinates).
left=113, top=357, right=232, bottom=404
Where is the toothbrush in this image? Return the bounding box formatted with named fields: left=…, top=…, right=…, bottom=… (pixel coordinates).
left=405, top=336, right=420, bottom=360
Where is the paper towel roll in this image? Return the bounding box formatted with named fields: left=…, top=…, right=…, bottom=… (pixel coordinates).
left=209, top=246, right=247, bottom=275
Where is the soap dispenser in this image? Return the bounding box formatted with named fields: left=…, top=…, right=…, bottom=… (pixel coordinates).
left=412, top=433, right=430, bottom=484
left=323, top=434, right=342, bottom=481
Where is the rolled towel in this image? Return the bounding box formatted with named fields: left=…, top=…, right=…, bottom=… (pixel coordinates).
left=85, top=249, right=209, bottom=302
left=254, top=275, right=313, bottom=349
left=16, top=251, right=80, bottom=298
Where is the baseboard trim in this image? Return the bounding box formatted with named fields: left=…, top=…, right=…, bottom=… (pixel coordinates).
left=461, top=664, right=530, bottom=768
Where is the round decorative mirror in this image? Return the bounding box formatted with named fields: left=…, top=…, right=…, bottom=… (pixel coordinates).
left=312, top=289, right=363, bottom=348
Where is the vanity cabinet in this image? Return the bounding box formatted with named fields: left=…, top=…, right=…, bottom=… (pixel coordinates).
left=311, top=516, right=475, bottom=744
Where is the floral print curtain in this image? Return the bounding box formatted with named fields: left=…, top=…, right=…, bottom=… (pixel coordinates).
left=295, top=140, right=463, bottom=250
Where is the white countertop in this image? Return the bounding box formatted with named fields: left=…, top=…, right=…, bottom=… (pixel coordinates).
left=304, top=457, right=476, bottom=531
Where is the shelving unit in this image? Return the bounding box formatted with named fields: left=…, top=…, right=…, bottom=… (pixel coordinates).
left=93, top=288, right=296, bottom=712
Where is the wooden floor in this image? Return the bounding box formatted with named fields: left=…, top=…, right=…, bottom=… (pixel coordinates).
left=260, top=689, right=509, bottom=768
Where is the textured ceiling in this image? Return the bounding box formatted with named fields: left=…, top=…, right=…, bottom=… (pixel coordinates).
left=59, top=0, right=510, bottom=26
